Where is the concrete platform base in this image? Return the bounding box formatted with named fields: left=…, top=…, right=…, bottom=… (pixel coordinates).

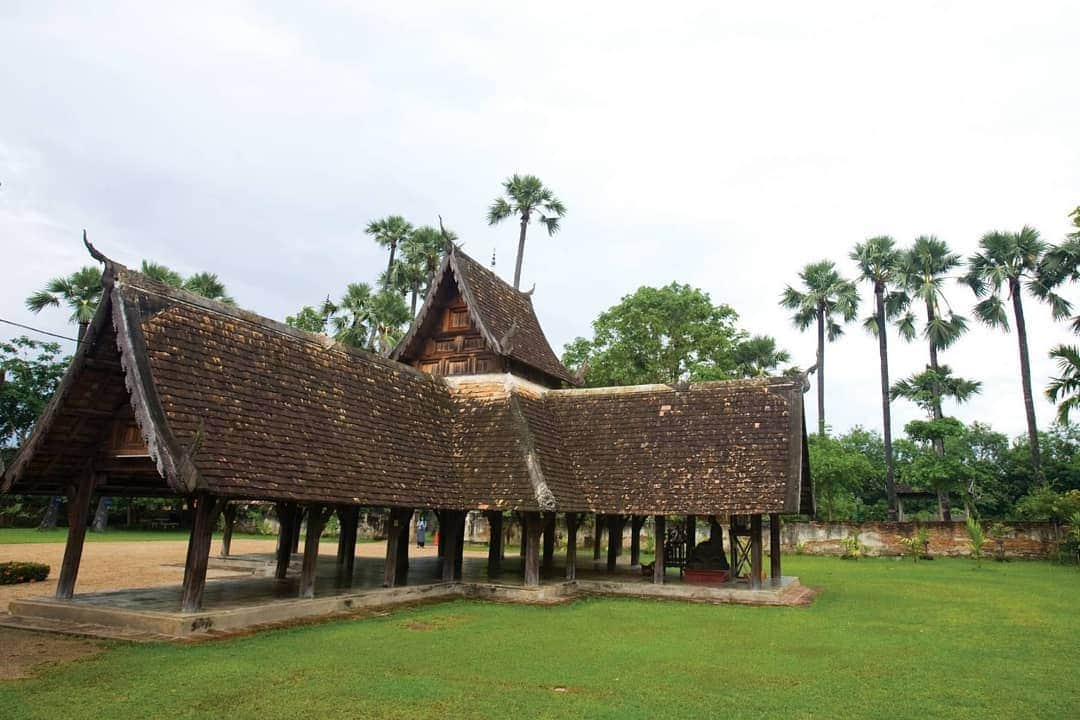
left=6, top=574, right=812, bottom=640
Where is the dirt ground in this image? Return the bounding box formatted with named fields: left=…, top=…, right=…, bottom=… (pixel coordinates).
left=0, top=537, right=425, bottom=680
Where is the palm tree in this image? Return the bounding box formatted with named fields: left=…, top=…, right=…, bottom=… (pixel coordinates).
left=25, top=266, right=104, bottom=344
left=403, top=225, right=453, bottom=288
left=330, top=283, right=376, bottom=348
left=368, top=289, right=411, bottom=353
left=894, top=236, right=971, bottom=519
left=382, top=260, right=428, bottom=315
left=964, top=227, right=1071, bottom=481
left=140, top=260, right=183, bottom=287
left=780, top=261, right=860, bottom=437
left=366, top=216, right=414, bottom=276
left=732, top=335, right=791, bottom=378
left=891, top=363, right=982, bottom=520
left=487, top=174, right=566, bottom=289
left=183, top=272, right=235, bottom=305
left=1046, top=345, right=1080, bottom=424
left=851, top=236, right=910, bottom=521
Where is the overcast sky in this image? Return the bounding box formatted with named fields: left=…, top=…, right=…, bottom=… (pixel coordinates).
left=2, top=2, right=1078, bottom=439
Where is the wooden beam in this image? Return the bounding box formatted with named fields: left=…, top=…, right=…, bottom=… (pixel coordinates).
left=523, top=511, right=541, bottom=586
left=55, top=471, right=95, bottom=600
left=653, top=515, right=666, bottom=584
left=299, top=505, right=332, bottom=599
left=770, top=513, right=782, bottom=587
left=453, top=511, right=465, bottom=580
left=606, top=515, right=626, bottom=571
left=729, top=515, right=738, bottom=573
left=541, top=511, right=556, bottom=578
left=630, top=515, right=645, bottom=566
left=485, top=510, right=503, bottom=578
left=180, top=494, right=225, bottom=612
left=291, top=506, right=303, bottom=554
left=565, top=512, right=579, bottom=581
left=220, top=503, right=237, bottom=557
left=686, top=514, right=697, bottom=558
left=750, top=514, right=763, bottom=590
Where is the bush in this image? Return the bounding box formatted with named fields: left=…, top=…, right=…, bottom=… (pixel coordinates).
left=1061, top=512, right=1080, bottom=565
left=966, top=516, right=986, bottom=566
left=839, top=533, right=863, bottom=560
left=898, top=525, right=931, bottom=562
left=989, top=522, right=1009, bottom=562
left=0, top=561, right=50, bottom=585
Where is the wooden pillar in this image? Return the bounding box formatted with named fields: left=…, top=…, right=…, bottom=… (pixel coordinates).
left=454, top=511, right=466, bottom=580
left=486, top=510, right=504, bottom=577
left=685, top=514, right=697, bottom=557
left=220, top=503, right=237, bottom=557
left=181, top=494, right=224, bottom=612
left=770, top=513, right=782, bottom=587
left=653, top=515, right=666, bottom=584
left=441, top=511, right=463, bottom=582
left=299, top=506, right=331, bottom=599
left=565, top=512, right=579, bottom=581
left=518, top=512, right=527, bottom=559
left=275, top=501, right=296, bottom=580
left=55, top=472, right=95, bottom=600
left=523, top=511, right=542, bottom=586
left=750, top=514, right=763, bottom=590
left=339, top=506, right=360, bottom=584
left=291, top=506, right=303, bottom=554
left=397, top=509, right=412, bottom=585
left=384, top=507, right=411, bottom=587
left=729, top=515, right=739, bottom=573
left=630, top=515, right=645, bottom=566
left=541, top=511, right=556, bottom=578
left=606, top=515, right=626, bottom=571
left=592, top=513, right=603, bottom=561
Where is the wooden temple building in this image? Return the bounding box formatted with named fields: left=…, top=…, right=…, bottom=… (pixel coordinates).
left=1, top=241, right=812, bottom=617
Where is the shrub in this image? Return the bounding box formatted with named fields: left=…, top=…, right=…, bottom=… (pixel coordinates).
left=898, top=525, right=931, bottom=562
left=839, top=533, right=863, bottom=560
left=965, top=516, right=986, bottom=566
left=1061, top=512, right=1080, bottom=565
left=794, top=541, right=806, bottom=556
left=0, top=561, right=50, bottom=585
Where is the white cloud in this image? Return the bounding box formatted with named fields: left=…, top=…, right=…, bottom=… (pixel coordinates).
left=1, top=1, right=1078, bottom=439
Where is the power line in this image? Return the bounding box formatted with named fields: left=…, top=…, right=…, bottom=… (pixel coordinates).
left=0, top=318, right=79, bottom=343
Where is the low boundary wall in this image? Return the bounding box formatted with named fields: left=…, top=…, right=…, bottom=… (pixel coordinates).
left=780, top=521, right=1063, bottom=559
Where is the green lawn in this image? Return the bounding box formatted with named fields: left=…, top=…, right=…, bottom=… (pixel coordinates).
left=1, top=556, right=1077, bottom=719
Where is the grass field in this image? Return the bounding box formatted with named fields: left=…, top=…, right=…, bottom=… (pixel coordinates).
left=1, top=556, right=1077, bottom=719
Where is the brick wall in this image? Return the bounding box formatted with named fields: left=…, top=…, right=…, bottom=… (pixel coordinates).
left=780, top=520, right=1064, bottom=559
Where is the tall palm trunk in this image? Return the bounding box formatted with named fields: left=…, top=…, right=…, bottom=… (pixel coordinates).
left=1010, top=277, right=1043, bottom=482
left=816, top=305, right=826, bottom=437
left=410, top=288, right=418, bottom=316
left=386, top=243, right=397, bottom=276
left=76, top=321, right=88, bottom=346
left=875, top=284, right=898, bottom=521
left=924, top=300, right=951, bottom=520
left=513, top=212, right=529, bottom=290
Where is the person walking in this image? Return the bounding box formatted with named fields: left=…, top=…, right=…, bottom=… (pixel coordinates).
left=416, top=515, right=428, bottom=549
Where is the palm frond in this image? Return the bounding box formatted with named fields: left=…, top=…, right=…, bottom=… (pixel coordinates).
left=973, top=295, right=1009, bottom=329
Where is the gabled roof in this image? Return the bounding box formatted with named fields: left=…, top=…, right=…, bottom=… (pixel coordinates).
left=391, top=246, right=578, bottom=386
left=4, top=244, right=811, bottom=515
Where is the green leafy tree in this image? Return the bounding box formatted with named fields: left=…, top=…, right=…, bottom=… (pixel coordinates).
left=731, top=335, right=791, bottom=378
left=562, top=283, right=744, bottom=387
left=851, top=236, right=911, bottom=520
left=1, top=337, right=68, bottom=528
left=366, top=215, right=414, bottom=276
left=808, top=434, right=878, bottom=521
left=780, top=260, right=859, bottom=436
left=903, top=417, right=975, bottom=520
left=487, top=174, right=566, bottom=289
left=285, top=305, right=331, bottom=334
left=330, top=283, right=376, bottom=348
left=368, top=288, right=411, bottom=353
left=404, top=225, right=454, bottom=286
left=1046, top=345, right=1080, bottom=424
left=381, top=258, right=428, bottom=315
left=965, top=227, right=1070, bottom=482
left=25, top=266, right=104, bottom=343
